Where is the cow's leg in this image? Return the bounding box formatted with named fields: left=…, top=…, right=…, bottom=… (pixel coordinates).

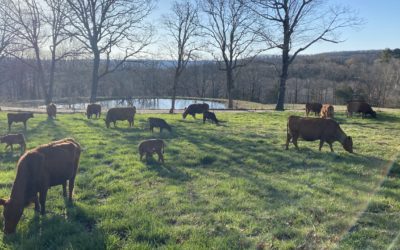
left=292, top=135, right=299, bottom=150
left=39, top=189, right=48, bottom=215
left=285, top=133, right=292, bottom=150
left=62, top=182, right=67, bottom=197
left=140, top=152, right=144, bottom=161
left=157, top=151, right=164, bottom=163
left=328, top=143, right=334, bottom=152
left=319, top=140, right=324, bottom=151
left=34, top=194, right=40, bottom=213
left=192, top=114, right=196, bottom=119
left=10, top=144, right=13, bottom=151
left=113, top=121, right=116, bottom=127
left=8, top=121, right=11, bottom=131
left=5, top=144, right=9, bottom=150
left=68, top=178, right=75, bottom=202
left=160, top=127, right=163, bottom=133
left=23, top=121, right=27, bottom=130
left=145, top=153, right=150, bottom=162
left=150, top=126, right=153, bottom=132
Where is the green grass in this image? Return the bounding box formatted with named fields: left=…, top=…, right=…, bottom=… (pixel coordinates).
left=0, top=110, right=399, bottom=249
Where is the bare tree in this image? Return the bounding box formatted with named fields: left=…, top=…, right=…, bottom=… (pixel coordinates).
left=0, top=10, right=14, bottom=61
left=248, top=0, right=361, bottom=110
left=66, top=0, right=154, bottom=103
left=200, top=0, right=261, bottom=108
left=43, top=0, right=79, bottom=104
left=163, top=0, right=200, bottom=113
left=1, top=0, right=50, bottom=102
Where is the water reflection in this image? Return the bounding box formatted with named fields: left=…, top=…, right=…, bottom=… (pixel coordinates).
left=55, top=98, right=227, bottom=110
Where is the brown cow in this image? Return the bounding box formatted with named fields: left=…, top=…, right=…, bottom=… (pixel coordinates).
left=347, top=101, right=376, bottom=118
left=7, top=112, right=34, bottom=131
left=320, top=104, right=334, bottom=119
left=105, top=107, right=136, bottom=128
left=0, top=133, right=26, bottom=152
left=138, top=139, right=165, bottom=163
left=148, top=117, right=171, bottom=133
left=86, top=103, right=102, bottom=119
left=305, top=103, right=322, bottom=116
left=286, top=116, right=353, bottom=153
left=46, top=103, right=57, bottom=119
left=183, top=103, right=209, bottom=119
left=0, top=138, right=81, bottom=234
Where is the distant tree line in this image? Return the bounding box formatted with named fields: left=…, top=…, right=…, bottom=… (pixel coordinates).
left=1, top=49, right=399, bottom=108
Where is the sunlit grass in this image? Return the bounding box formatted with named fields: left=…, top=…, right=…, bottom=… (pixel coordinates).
left=0, top=110, right=398, bottom=249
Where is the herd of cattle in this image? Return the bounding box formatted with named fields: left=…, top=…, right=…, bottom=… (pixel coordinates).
left=0, top=100, right=377, bottom=234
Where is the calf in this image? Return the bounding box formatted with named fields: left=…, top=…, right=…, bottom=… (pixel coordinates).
left=46, top=103, right=57, bottom=119
left=203, top=111, right=219, bottom=124
left=305, top=103, right=322, bottom=116
left=138, top=139, right=165, bottom=163
left=0, top=134, right=26, bottom=152
left=0, top=138, right=81, bottom=234
left=148, top=117, right=171, bottom=133
left=320, top=104, right=334, bottom=119
left=7, top=112, right=34, bottom=131
left=86, top=103, right=102, bottom=119
left=286, top=116, right=353, bottom=153
left=105, top=107, right=136, bottom=128
left=347, top=101, right=376, bottom=118
left=183, top=103, right=209, bottom=119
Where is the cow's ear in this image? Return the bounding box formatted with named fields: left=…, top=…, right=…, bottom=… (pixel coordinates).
left=348, top=136, right=352, bottom=140
left=0, top=198, right=7, bottom=206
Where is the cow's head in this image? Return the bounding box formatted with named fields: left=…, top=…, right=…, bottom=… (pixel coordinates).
left=342, top=136, right=353, bottom=153
left=0, top=199, right=23, bottom=234
left=104, top=119, right=110, bottom=128
left=371, top=110, right=377, bottom=118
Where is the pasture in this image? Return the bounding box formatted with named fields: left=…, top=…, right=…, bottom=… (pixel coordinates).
left=0, top=110, right=399, bottom=249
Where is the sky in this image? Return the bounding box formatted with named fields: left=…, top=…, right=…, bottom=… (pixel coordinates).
left=149, top=0, right=400, bottom=55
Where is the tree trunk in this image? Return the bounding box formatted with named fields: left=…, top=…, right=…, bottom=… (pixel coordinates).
left=227, top=69, right=234, bottom=109
left=48, top=51, right=57, bottom=104
left=34, top=45, right=49, bottom=104
left=90, top=51, right=100, bottom=103
left=275, top=58, right=289, bottom=110
left=170, top=74, right=179, bottom=113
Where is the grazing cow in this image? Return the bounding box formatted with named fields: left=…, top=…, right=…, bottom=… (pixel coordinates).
left=0, top=134, right=26, bottom=152
left=7, top=112, right=34, bottom=131
left=0, top=138, right=81, bottom=234
left=148, top=117, right=171, bottom=133
left=305, top=103, right=322, bottom=116
left=138, top=139, right=165, bottom=163
left=286, top=116, right=353, bottom=153
left=347, top=101, right=377, bottom=118
left=182, top=103, right=209, bottom=119
left=203, top=111, right=219, bottom=124
left=105, top=107, right=136, bottom=128
left=46, top=103, right=57, bottom=119
left=86, top=103, right=102, bottom=119
left=320, top=104, right=334, bottom=119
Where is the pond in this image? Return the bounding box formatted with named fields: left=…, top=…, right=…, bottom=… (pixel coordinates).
left=55, top=98, right=227, bottom=110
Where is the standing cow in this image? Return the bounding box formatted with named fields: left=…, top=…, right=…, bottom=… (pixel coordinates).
left=7, top=112, right=34, bottom=131
left=182, top=103, right=209, bottom=119
left=46, top=103, right=57, bottom=119
left=320, top=104, right=334, bottom=119
left=86, top=103, right=102, bottom=119
left=305, top=103, right=323, bottom=116
left=286, top=116, right=353, bottom=153
left=0, top=138, right=81, bottom=234
left=105, top=107, right=136, bottom=128
left=347, top=101, right=376, bottom=118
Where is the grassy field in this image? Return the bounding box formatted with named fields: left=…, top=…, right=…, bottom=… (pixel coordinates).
left=0, top=110, right=399, bottom=249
